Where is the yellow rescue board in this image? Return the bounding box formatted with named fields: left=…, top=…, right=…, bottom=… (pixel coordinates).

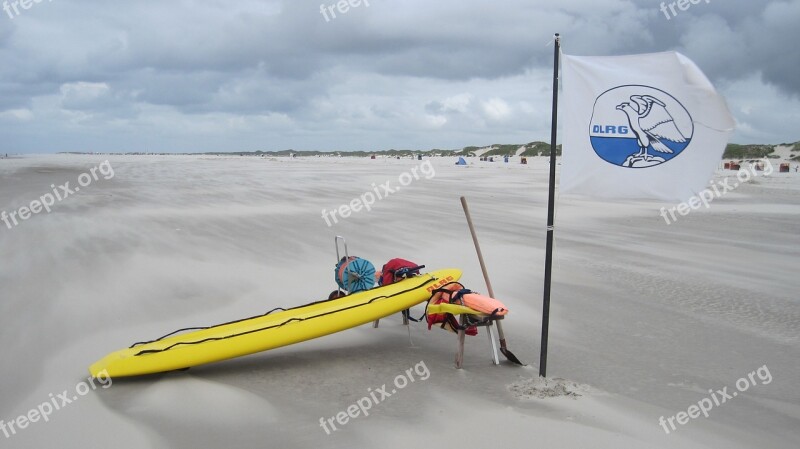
left=90, top=269, right=461, bottom=378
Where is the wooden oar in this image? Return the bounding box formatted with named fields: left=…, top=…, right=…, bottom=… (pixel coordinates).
left=460, top=196, right=525, bottom=366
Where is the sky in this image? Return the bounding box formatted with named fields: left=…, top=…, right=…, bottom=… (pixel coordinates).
left=0, top=0, right=798, bottom=154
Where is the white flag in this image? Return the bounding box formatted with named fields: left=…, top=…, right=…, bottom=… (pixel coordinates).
left=560, top=51, right=735, bottom=202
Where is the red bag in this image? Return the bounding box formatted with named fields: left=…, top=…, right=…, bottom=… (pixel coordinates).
left=379, top=258, right=423, bottom=286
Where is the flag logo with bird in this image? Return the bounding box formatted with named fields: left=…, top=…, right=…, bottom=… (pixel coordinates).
left=588, top=85, right=694, bottom=168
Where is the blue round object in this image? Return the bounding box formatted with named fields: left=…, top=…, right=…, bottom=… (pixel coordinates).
left=334, top=257, right=376, bottom=294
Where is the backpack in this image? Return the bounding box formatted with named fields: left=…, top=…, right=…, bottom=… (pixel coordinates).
left=378, top=258, right=424, bottom=286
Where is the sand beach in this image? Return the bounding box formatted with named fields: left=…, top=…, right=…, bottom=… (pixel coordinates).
left=0, top=154, right=798, bottom=448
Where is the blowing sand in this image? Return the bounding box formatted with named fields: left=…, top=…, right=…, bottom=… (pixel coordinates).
left=0, top=154, right=798, bottom=448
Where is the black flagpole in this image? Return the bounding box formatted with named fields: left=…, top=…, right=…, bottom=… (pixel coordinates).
left=539, top=33, right=560, bottom=378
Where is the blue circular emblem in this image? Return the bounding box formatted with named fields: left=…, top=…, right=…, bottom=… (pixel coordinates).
left=589, top=85, right=694, bottom=168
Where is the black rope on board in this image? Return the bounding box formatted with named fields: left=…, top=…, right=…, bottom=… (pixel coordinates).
left=133, top=275, right=439, bottom=356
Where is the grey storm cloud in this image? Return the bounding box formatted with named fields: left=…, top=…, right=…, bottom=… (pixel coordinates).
left=0, top=0, right=798, bottom=153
